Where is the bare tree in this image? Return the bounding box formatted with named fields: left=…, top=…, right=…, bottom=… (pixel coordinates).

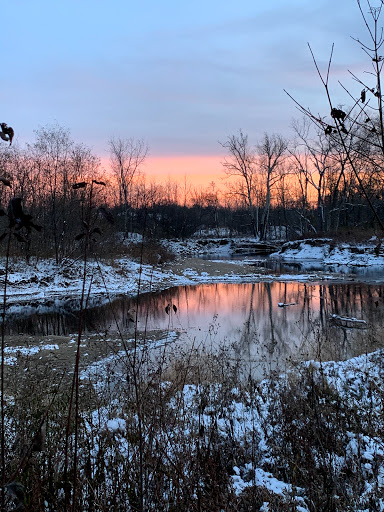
left=258, top=133, right=288, bottom=240
left=285, top=0, right=384, bottom=233
left=29, top=123, right=73, bottom=263
left=109, top=137, right=148, bottom=234
left=290, top=119, right=335, bottom=232
left=221, top=130, right=259, bottom=236
left=25, top=125, right=103, bottom=261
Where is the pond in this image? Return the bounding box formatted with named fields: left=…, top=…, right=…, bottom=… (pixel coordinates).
left=5, top=281, right=384, bottom=377
left=209, top=254, right=384, bottom=281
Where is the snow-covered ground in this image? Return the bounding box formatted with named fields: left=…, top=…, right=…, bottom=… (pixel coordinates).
left=163, top=236, right=234, bottom=258
left=0, top=255, right=255, bottom=309
left=271, top=237, right=384, bottom=266
left=166, top=235, right=384, bottom=267
left=80, top=338, right=384, bottom=511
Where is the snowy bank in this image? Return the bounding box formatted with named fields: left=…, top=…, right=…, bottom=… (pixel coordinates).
left=271, top=237, right=384, bottom=267
left=0, top=255, right=263, bottom=310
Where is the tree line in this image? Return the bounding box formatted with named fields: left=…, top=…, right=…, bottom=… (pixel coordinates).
left=0, top=115, right=384, bottom=263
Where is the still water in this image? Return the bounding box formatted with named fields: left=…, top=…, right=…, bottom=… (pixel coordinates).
left=6, top=281, right=384, bottom=374
left=213, top=255, right=384, bottom=281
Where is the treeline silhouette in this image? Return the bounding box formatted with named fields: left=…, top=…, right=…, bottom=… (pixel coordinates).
left=0, top=123, right=383, bottom=262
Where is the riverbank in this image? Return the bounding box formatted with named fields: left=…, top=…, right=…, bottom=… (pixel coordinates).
left=3, top=236, right=384, bottom=309
left=0, top=256, right=264, bottom=308
left=270, top=237, right=384, bottom=266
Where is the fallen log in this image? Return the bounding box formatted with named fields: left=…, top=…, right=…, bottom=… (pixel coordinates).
left=329, top=314, right=367, bottom=329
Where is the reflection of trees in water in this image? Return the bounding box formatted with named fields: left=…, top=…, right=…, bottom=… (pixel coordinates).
left=4, top=283, right=384, bottom=367
left=309, top=283, right=384, bottom=360
left=6, top=311, right=75, bottom=336
left=327, top=283, right=381, bottom=324
left=237, top=283, right=319, bottom=375
left=226, top=281, right=384, bottom=372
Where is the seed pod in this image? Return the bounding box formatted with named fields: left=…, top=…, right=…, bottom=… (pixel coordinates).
left=72, top=182, right=87, bottom=189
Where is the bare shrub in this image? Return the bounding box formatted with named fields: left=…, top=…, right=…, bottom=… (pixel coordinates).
left=126, top=240, right=176, bottom=265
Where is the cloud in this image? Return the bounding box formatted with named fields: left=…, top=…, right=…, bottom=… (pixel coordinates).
left=0, top=0, right=373, bottom=160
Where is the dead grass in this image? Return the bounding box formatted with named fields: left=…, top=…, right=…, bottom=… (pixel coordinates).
left=2, top=338, right=384, bottom=511
left=126, top=240, right=176, bottom=265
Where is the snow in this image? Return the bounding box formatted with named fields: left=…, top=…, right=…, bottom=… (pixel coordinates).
left=254, top=467, right=292, bottom=495
left=272, top=238, right=384, bottom=267
left=159, top=341, right=384, bottom=510
left=2, top=342, right=60, bottom=365
left=232, top=465, right=298, bottom=496
left=0, top=257, right=184, bottom=312
left=80, top=350, right=127, bottom=388
left=330, top=314, right=367, bottom=328
left=106, top=418, right=126, bottom=432
left=4, top=343, right=59, bottom=357
left=2, top=235, right=380, bottom=508
left=164, top=237, right=233, bottom=258
left=4, top=356, right=17, bottom=365
left=122, top=232, right=143, bottom=243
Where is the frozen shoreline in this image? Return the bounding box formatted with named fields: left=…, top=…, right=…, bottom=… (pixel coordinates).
left=1, top=237, right=384, bottom=309
left=270, top=237, right=384, bottom=266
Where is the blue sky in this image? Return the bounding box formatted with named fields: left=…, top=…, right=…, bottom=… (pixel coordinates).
left=1, top=0, right=370, bottom=162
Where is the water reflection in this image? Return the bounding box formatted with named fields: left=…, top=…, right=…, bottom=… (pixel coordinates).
left=213, top=254, right=384, bottom=280
left=142, top=282, right=384, bottom=375
left=5, top=282, right=384, bottom=376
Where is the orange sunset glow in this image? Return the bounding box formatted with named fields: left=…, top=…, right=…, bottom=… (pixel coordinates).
left=102, top=152, right=322, bottom=204
left=144, top=155, right=225, bottom=188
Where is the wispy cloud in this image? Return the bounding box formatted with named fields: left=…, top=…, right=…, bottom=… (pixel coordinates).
left=0, top=0, right=373, bottom=164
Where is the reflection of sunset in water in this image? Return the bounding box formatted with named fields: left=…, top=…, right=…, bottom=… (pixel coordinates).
left=6, top=281, right=384, bottom=378
left=133, top=282, right=365, bottom=331
left=128, top=281, right=384, bottom=376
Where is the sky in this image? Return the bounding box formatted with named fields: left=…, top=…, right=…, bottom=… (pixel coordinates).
left=1, top=0, right=372, bottom=187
